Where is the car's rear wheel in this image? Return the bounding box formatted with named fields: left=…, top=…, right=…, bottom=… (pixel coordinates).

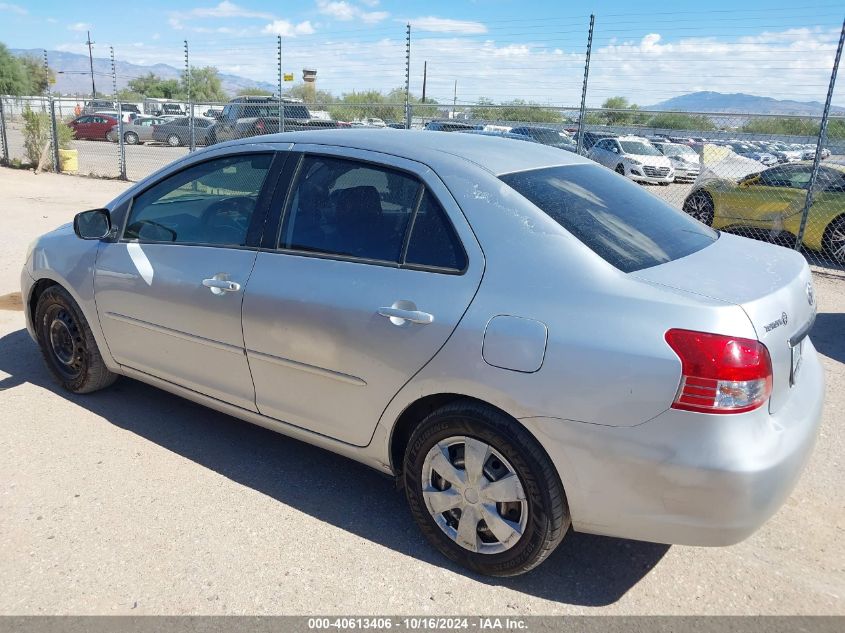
left=167, top=134, right=181, bottom=147
left=35, top=286, right=117, bottom=394
left=615, top=163, right=625, bottom=175
left=822, top=216, right=845, bottom=265
left=683, top=190, right=715, bottom=226
left=124, top=131, right=139, bottom=145
left=403, top=401, right=569, bottom=576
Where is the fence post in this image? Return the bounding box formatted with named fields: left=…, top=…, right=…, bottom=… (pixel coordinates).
left=795, top=15, right=844, bottom=254
left=111, top=47, right=127, bottom=180
left=0, top=97, right=9, bottom=164
left=277, top=35, right=283, bottom=133
left=185, top=40, right=195, bottom=152
left=575, top=14, right=595, bottom=155
left=43, top=51, right=60, bottom=173
left=405, top=23, right=411, bottom=129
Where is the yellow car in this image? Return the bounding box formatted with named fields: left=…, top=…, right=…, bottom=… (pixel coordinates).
left=682, top=161, right=845, bottom=265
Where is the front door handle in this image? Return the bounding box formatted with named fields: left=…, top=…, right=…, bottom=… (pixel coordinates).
left=378, top=305, right=434, bottom=326
left=203, top=276, right=241, bottom=295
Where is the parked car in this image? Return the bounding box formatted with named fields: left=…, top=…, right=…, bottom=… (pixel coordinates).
left=802, top=147, right=831, bottom=161
left=208, top=97, right=337, bottom=143
left=461, top=130, right=537, bottom=142
left=509, top=126, right=577, bottom=151
left=94, top=110, right=137, bottom=124
left=573, top=130, right=618, bottom=153
left=106, top=117, right=168, bottom=145
left=683, top=161, right=845, bottom=264
left=653, top=141, right=701, bottom=181
left=588, top=136, right=674, bottom=184
left=424, top=120, right=478, bottom=132
left=82, top=99, right=115, bottom=114
left=727, top=143, right=778, bottom=166
left=68, top=114, right=118, bottom=140
left=119, top=103, right=141, bottom=115
left=203, top=108, right=223, bottom=119
left=765, top=142, right=803, bottom=164
left=23, top=130, right=823, bottom=576
left=151, top=117, right=214, bottom=147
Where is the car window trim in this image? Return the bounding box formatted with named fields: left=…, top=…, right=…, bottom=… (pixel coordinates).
left=269, top=150, right=468, bottom=274
left=118, top=150, right=280, bottom=250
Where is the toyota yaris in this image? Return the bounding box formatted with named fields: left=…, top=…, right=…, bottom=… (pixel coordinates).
left=22, top=130, right=824, bottom=576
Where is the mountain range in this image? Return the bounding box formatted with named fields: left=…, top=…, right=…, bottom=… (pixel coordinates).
left=12, top=48, right=275, bottom=97
left=649, top=91, right=845, bottom=116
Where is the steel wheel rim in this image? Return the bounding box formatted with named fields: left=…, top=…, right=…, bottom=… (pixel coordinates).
left=47, top=308, right=84, bottom=379
left=422, top=436, right=528, bottom=555
left=830, top=225, right=845, bottom=263
left=168, top=135, right=179, bottom=146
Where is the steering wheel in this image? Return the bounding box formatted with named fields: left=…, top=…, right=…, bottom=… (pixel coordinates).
left=200, top=196, right=254, bottom=243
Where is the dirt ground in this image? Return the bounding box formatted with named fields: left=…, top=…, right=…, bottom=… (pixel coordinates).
left=0, top=168, right=843, bottom=615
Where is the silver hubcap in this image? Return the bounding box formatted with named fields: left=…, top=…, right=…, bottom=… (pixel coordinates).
left=686, top=195, right=711, bottom=222
left=422, top=436, right=528, bottom=554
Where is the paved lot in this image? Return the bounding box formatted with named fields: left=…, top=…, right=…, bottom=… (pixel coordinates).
left=0, top=168, right=843, bottom=615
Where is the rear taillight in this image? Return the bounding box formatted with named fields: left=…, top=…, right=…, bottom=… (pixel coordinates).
left=665, top=329, right=772, bottom=414
left=256, top=119, right=265, bottom=133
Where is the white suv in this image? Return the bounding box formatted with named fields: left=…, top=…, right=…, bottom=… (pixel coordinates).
left=588, top=136, right=674, bottom=185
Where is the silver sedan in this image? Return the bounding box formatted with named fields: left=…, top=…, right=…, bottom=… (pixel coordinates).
left=106, top=116, right=167, bottom=145
left=21, top=130, right=824, bottom=576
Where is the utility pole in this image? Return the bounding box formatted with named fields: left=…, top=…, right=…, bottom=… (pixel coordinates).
left=422, top=61, right=427, bottom=104
left=86, top=31, right=96, bottom=98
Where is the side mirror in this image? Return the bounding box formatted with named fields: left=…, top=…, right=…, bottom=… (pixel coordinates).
left=73, top=208, right=111, bottom=240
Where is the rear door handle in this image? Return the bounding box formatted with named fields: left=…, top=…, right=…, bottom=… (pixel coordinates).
left=203, top=277, right=241, bottom=294
left=378, top=306, right=434, bottom=325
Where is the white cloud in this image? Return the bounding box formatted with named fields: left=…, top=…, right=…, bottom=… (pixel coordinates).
left=186, top=1, right=274, bottom=20
left=262, top=19, right=316, bottom=36
left=67, top=22, right=92, bottom=32
left=0, top=2, right=26, bottom=15
left=317, top=1, right=389, bottom=24
left=408, top=17, right=487, bottom=34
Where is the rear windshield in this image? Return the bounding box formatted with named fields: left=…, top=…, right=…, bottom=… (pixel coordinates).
left=500, top=164, right=717, bottom=273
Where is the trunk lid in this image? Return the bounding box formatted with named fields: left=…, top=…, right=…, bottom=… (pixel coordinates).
left=633, top=233, right=816, bottom=413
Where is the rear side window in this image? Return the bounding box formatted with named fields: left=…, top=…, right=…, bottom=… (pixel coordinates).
left=405, top=191, right=467, bottom=271
left=500, top=164, right=717, bottom=273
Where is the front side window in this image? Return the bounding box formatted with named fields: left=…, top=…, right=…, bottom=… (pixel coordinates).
left=124, top=154, right=272, bottom=246
left=500, top=164, right=717, bottom=273
left=280, top=156, right=420, bottom=263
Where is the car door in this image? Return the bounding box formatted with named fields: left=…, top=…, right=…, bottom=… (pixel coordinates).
left=241, top=147, right=484, bottom=446
left=716, top=165, right=808, bottom=227
left=590, top=139, right=613, bottom=167
left=72, top=116, right=92, bottom=139
left=94, top=150, right=283, bottom=410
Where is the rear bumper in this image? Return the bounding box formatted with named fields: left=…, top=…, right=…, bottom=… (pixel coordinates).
left=522, top=339, right=824, bottom=546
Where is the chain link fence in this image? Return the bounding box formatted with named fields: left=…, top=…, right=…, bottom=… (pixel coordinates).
left=1, top=9, right=843, bottom=270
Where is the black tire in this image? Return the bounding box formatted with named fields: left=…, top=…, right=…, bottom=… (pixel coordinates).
left=683, top=190, right=715, bottom=226
left=404, top=401, right=570, bottom=577
left=124, top=131, right=139, bottom=145
left=35, top=286, right=117, bottom=394
left=167, top=134, right=181, bottom=147
left=822, top=215, right=845, bottom=265
left=658, top=181, right=670, bottom=186
left=615, top=163, right=625, bottom=175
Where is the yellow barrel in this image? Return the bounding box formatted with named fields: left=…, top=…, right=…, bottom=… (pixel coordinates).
left=58, top=149, right=78, bottom=173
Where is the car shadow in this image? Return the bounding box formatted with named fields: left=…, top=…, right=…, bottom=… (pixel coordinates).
left=811, top=312, right=845, bottom=364
left=0, top=327, right=667, bottom=607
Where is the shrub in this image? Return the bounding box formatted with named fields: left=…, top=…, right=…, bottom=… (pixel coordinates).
left=22, top=105, right=73, bottom=168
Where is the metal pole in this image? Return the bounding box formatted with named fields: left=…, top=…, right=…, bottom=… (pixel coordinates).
left=185, top=40, right=195, bottom=152
left=44, top=51, right=60, bottom=173
left=405, top=23, right=411, bottom=129
left=111, top=47, right=127, bottom=180
left=795, top=15, right=844, bottom=254
left=0, top=97, right=9, bottom=164
left=277, top=35, right=283, bottom=133
left=422, top=61, right=427, bottom=104
left=86, top=31, right=96, bottom=98
left=576, top=14, right=595, bottom=155
left=452, top=80, right=457, bottom=118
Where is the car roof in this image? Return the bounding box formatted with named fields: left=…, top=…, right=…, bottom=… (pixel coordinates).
left=224, top=128, right=591, bottom=175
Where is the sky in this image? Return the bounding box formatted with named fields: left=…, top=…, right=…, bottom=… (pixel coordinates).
left=1, top=0, right=843, bottom=107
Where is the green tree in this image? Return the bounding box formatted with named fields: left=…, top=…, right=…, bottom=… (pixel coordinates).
left=236, top=87, right=273, bottom=97
left=648, top=112, right=716, bottom=131
left=19, top=55, right=55, bottom=94
left=599, top=96, right=642, bottom=125
left=127, top=73, right=182, bottom=99
left=471, top=98, right=561, bottom=123
left=0, top=43, right=28, bottom=95
left=285, top=82, right=335, bottom=104
left=184, top=66, right=227, bottom=102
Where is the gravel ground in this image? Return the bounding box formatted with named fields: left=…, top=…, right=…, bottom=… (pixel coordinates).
left=0, top=168, right=842, bottom=615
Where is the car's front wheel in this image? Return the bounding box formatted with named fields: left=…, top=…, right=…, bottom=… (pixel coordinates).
left=35, top=286, right=117, bottom=394
left=615, top=163, right=625, bottom=175
left=403, top=401, right=569, bottom=576
left=124, top=131, right=139, bottom=145
left=683, top=190, right=715, bottom=226
left=167, top=134, right=181, bottom=147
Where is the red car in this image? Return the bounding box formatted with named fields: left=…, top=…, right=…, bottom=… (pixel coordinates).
left=69, top=114, right=118, bottom=140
